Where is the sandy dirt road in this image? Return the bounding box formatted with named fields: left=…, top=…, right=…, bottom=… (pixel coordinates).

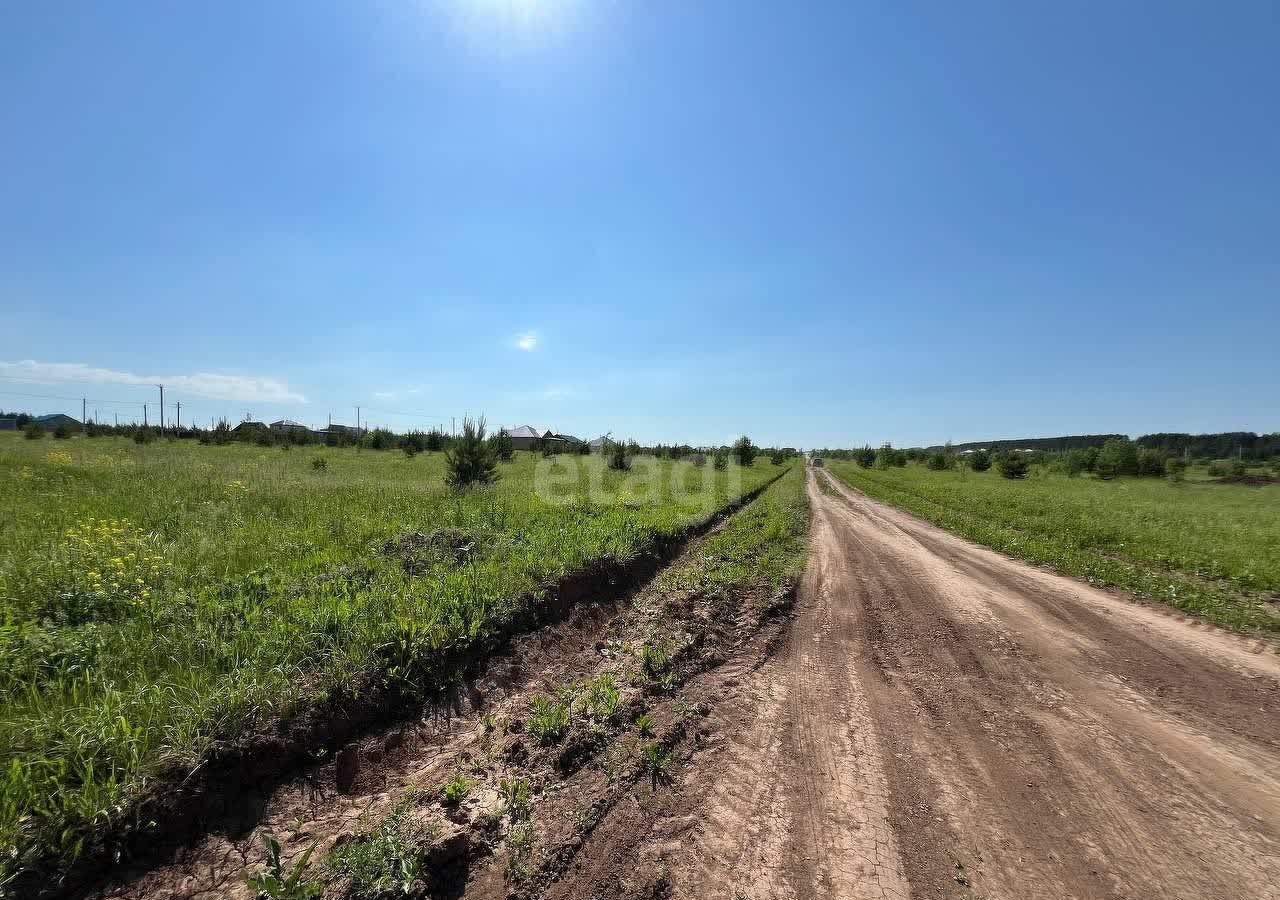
left=571, top=469, right=1280, bottom=900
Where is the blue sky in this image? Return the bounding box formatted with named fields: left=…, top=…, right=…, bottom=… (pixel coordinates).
left=2, top=1, right=1277, bottom=448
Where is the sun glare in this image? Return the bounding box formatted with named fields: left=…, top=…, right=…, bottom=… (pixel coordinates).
left=449, top=0, right=586, bottom=51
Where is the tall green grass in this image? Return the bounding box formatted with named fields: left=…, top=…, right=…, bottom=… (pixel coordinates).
left=826, top=461, right=1280, bottom=633
left=0, top=435, right=782, bottom=888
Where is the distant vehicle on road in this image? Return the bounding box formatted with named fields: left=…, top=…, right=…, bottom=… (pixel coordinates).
left=810, top=456, right=824, bottom=467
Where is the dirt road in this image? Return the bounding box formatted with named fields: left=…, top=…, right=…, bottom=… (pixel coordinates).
left=572, top=469, right=1280, bottom=900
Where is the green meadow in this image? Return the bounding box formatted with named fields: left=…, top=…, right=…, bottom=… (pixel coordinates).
left=0, top=434, right=784, bottom=886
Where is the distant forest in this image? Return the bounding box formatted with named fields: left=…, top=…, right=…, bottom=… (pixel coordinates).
left=929, top=435, right=1125, bottom=453
left=1134, top=432, right=1280, bottom=460
left=928, top=432, right=1279, bottom=459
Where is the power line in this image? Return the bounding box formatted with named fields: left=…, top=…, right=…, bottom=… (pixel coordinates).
left=0, top=388, right=146, bottom=407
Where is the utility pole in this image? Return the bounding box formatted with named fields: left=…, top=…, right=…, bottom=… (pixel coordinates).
left=82, top=398, right=86, bottom=432
left=452, top=416, right=456, bottom=437
left=157, top=385, right=164, bottom=430
left=355, top=406, right=360, bottom=435
left=143, top=404, right=148, bottom=427
left=176, top=401, right=181, bottom=431
left=114, top=412, right=118, bottom=427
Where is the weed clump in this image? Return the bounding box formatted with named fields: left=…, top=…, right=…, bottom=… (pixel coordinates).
left=246, top=835, right=321, bottom=900
left=499, top=777, right=531, bottom=821
left=528, top=694, right=571, bottom=743
left=582, top=673, right=621, bottom=724
left=442, top=773, right=472, bottom=807
left=640, top=741, right=671, bottom=788
left=326, top=802, right=430, bottom=900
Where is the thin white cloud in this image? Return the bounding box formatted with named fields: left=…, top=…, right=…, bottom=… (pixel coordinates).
left=0, top=360, right=307, bottom=404
left=514, top=331, right=539, bottom=352
left=370, top=384, right=427, bottom=402
left=541, top=385, right=573, bottom=399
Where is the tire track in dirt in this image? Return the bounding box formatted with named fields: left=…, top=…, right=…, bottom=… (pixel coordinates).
left=547, top=471, right=910, bottom=900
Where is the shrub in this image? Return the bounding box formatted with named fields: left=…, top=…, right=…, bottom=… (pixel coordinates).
left=854, top=445, right=876, bottom=468
left=606, top=438, right=631, bottom=472
left=491, top=429, right=514, bottom=461
left=53, top=423, right=73, bottom=439
left=732, top=436, right=756, bottom=467
left=23, top=422, right=44, bottom=440
left=969, top=449, right=991, bottom=472
left=208, top=419, right=234, bottom=445
left=1062, top=449, right=1089, bottom=477
left=398, top=431, right=428, bottom=455
left=926, top=451, right=949, bottom=471
left=770, top=450, right=785, bottom=466
left=1096, top=438, right=1139, bottom=479
left=444, top=417, right=499, bottom=488
left=1206, top=460, right=1229, bottom=478
left=1165, top=456, right=1186, bottom=483
left=712, top=452, right=727, bottom=471
left=367, top=428, right=396, bottom=451
left=425, top=430, right=445, bottom=452
left=690, top=453, right=707, bottom=468
left=1136, top=448, right=1166, bottom=478
left=998, top=452, right=1029, bottom=479
left=133, top=427, right=155, bottom=444
left=874, top=445, right=905, bottom=468
left=311, top=456, right=327, bottom=471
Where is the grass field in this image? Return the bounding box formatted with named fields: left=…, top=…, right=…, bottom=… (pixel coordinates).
left=0, top=434, right=787, bottom=887
left=827, top=461, right=1280, bottom=633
